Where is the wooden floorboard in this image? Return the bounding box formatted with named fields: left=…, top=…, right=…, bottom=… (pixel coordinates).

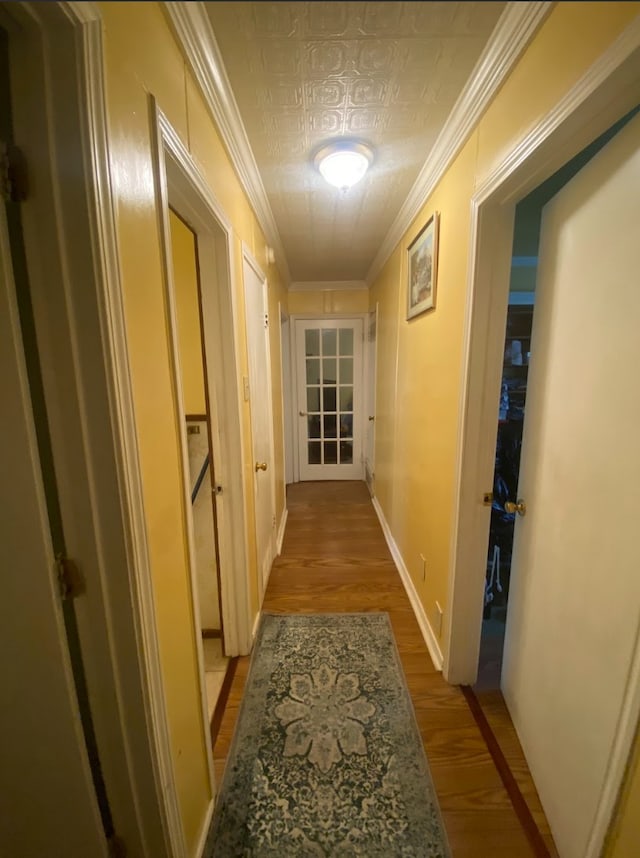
left=212, top=481, right=557, bottom=856
left=472, top=688, right=559, bottom=857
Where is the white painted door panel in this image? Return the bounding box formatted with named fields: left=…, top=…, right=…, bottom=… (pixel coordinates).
left=243, top=255, right=276, bottom=593
left=296, top=318, right=364, bottom=481
left=0, top=204, right=107, bottom=857
left=502, top=114, right=640, bottom=858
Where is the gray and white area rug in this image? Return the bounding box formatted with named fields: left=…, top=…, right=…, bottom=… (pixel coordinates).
left=205, top=612, right=451, bottom=857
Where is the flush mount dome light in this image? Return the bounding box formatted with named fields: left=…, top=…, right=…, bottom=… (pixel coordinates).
left=314, top=141, right=374, bottom=191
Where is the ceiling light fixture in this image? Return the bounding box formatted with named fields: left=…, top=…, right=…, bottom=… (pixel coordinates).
left=314, top=141, right=374, bottom=191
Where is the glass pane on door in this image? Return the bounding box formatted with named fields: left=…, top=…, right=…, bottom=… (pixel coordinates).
left=302, top=324, right=356, bottom=467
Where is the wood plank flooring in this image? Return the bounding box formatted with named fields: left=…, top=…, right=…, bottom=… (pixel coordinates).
left=213, top=481, right=557, bottom=857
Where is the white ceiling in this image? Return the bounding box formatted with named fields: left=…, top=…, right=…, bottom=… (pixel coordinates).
left=201, top=2, right=508, bottom=284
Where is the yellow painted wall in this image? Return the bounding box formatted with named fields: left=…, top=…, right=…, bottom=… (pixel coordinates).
left=169, top=210, right=206, bottom=415
left=605, top=729, right=640, bottom=857
left=288, top=288, right=369, bottom=315
left=369, top=2, right=640, bottom=649
left=98, top=2, right=287, bottom=852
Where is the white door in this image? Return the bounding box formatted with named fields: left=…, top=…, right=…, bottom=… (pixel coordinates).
left=364, top=309, right=377, bottom=494
left=295, top=318, right=364, bottom=481
left=243, top=252, right=276, bottom=592
left=502, top=113, right=640, bottom=858
left=1, top=200, right=107, bottom=856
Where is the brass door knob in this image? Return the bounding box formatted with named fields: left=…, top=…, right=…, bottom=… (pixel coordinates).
left=368, top=416, right=375, bottom=421
left=505, top=499, right=526, bottom=516
left=255, top=462, right=268, bottom=472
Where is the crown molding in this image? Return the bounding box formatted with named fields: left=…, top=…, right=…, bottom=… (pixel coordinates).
left=366, top=1, right=552, bottom=286
left=163, top=2, right=291, bottom=286
left=289, top=280, right=369, bottom=293
left=474, top=12, right=640, bottom=207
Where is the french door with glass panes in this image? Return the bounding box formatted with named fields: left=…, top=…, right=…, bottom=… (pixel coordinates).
left=295, top=318, right=364, bottom=480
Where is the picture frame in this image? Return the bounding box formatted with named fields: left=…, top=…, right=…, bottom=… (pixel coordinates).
left=406, top=211, right=440, bottom=320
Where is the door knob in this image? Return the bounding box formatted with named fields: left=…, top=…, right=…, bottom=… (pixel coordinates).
left=299, top=411, right=307, bottom=416
left=255, top=462, right=268, bottom=472
left=505, top=499, right=526, bottom=516
left=368, top=416, right=375, bottom=421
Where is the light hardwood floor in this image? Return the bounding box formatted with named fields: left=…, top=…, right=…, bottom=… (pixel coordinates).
left=213, top=481, right=557, bottom=857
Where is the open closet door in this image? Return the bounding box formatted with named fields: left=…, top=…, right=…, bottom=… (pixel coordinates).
left=502, top=113, right=640, bottom=858
left=1, top=192, right=107, bottom=857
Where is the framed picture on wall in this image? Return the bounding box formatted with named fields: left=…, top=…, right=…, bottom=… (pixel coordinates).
left=406, top=211, right=440, bottom=320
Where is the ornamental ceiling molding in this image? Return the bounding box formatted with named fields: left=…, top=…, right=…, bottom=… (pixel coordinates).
left=163, top=1, right=291, bottom=286
left=365, top=0, right=552, bottom=286
left=165, top=1, right=551, bottom=292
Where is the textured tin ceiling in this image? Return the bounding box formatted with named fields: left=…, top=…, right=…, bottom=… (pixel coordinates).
left=204, top=2, right=507, bottom=283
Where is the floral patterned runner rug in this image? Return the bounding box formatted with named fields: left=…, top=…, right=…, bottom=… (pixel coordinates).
left=205, top=612, right=450, bottom=857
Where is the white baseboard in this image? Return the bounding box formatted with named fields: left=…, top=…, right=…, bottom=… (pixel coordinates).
left=372, top=497, right=444, bottom=671
left=195, top=798, right=214, bottom=858
left=277, top=506, right=288, bottom=555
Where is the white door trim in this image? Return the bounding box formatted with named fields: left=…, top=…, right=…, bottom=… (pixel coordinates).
left=242, top=243, right=277, bottom=599
left=151, top=103, right=254, bottom=662
left=445, top=20, right=640, bottom=857
left=277, top=304, right=290, bottom=540
left=7, top=2, right=183, bottom=854
left=364, top=305, right=379, bottom=495
left=149, top=107, right=217, bottom=814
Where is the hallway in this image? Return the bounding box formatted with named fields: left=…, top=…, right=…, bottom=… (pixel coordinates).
left=213, top=482, right=557, bottom=857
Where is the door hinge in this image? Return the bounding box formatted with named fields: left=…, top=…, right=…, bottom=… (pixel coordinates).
left=0, top=141, right=28, bottom=203
left=55, top=553, right=86, bottom=600
left=264, top=313, right=269, bottom=328
left=107, top=834, right=127, bottom=858
left=272, top=514, right=276, bottom=528
left=482, top=492, right=493, bottom=506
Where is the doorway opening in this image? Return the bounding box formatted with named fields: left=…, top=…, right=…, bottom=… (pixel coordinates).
left=168, top=209, right=229, bottom=722
left=475, top=104, right=640, bottom=692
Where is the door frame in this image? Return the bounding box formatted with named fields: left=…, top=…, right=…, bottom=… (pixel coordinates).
left=364, top=304, right=379, bottom=496
left=277, top=304, right=291, bottom=545
left=280, top=308, right=294, bottom=489
left=241, top=244, right=277, bottom=601
left=290, top=313, right=367, bottom=483
left=4, top=3, right=182, bottom=854
left=445, top=20, right=640, bottom=856
left=151, top=102, right=254, bottom=663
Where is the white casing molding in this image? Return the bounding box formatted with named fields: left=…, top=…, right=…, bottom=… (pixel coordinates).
left=252, top=610, right=262, bottom=644
left=372, top=499, right=443, bottom=671
left=194, top=800, right=214, bottom=858
left=152, top=104, right=254, bottom=659
left=277, top=507, right=289, bottom=556
left=163, top=1, right=290, bottom=287
left=366, top=1, right=552, bottom=286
